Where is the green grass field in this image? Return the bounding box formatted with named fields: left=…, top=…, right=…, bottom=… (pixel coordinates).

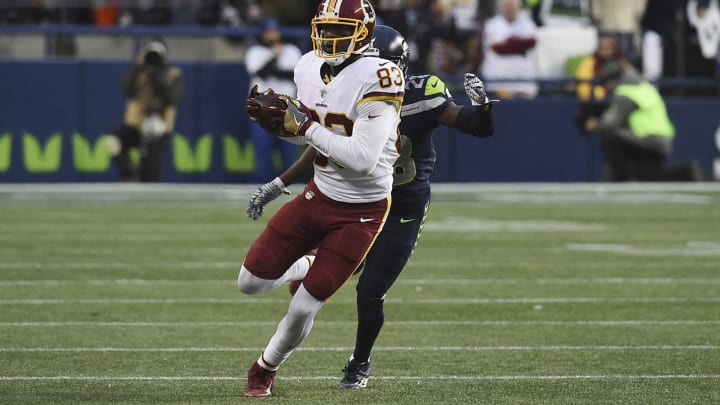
left=1, top=183, right=719, bottom=404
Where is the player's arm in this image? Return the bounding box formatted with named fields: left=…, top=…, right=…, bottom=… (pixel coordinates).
left=437, top=73, right=496, bottom=137
left=588, top=95, right=637, bottom=134
left=305, top=100, right=400, bottom=175
left=437, top=102, right=494, bottom=137
left=246, top=147, right=316, bottom=220
left=279, top=146, right=316, bottom=186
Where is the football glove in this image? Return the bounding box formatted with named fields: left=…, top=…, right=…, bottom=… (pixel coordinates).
left=272, top=95, right=314, bottom=137
left=246, top=84, right=277, bottom=124
left=247, top=177, right=290, bottom=220
left=248, top=84, right=275, bottom=98
left=463, top=73, right=499, bottom=107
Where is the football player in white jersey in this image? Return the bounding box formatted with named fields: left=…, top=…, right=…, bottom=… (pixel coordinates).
left=237, top=0, right=404, bottom=397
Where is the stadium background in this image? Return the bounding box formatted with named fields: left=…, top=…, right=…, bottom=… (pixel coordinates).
left=1, top=2, right=719, bottom=403
left=0, top=1, right=718, bottom=183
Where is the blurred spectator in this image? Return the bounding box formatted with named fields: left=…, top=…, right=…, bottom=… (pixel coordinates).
left=244, top=18, right=302, bottom=183
left=223, top=0, right=263, bottom=26
left=591, top=0, right=647, bottom=37
left=583, top=61, right=704, bottom=181
left=530, top=0, right=592, bottom=27
left=0, top=0, right=93, bottom=24
left=481, top=0, right=538, bottom=98
left=374, top=0, right=414, bottom=35
left=447, top=0, right=479, bottom=35
left=641, top=0, right=716, bottom=82
left=119, top=0, right=173, bottom=26
left=104, top=40, right=183, bottom=182
left=575, top=33, right=629, bottom=100
left=92, top=0, right=119, bottom=27
left=687, top=0, right=720, bottom=72
left=425, top=1, right=466, bottom=75
left=169, top=0, right=262, bottom=26
left=0, top=2, right=42, bottom=24
left=260, top=0, right=316, bottom=27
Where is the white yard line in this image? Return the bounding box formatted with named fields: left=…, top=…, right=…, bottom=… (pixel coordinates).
left=1, top=345, right=719, bottom=353
left=566, top=243, right=720, bottom=256
left=0, top=262, right=238, bottom=270
left=1, top=277, right=719, bottom=286
left=1, top=374, right=719, bottom=381
left=2, top=320, right=719, bottom=327
left=2, top=261, right=718, bottom=271
left=0, top=297, right=719, bottom=305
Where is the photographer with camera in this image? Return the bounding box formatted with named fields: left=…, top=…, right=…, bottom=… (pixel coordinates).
left=583, top=61, right=704, bottom=181
left=104, top=40, right=183, bottom=182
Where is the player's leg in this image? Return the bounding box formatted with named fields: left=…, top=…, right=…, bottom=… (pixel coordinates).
left=138, top=133, right=169, bottom=182
left=599, top=132, right=634, bottom=181
left=341, top=202, right=428, bottom=389
left=244, top=190, right=389, bottom=396
left=243, top=283, right=323, bottom=397
left=238, top=253, right=314, bottom=295
left=238, top=194, right=320, bottom=295
left=106, top=124, right=141, bottom=181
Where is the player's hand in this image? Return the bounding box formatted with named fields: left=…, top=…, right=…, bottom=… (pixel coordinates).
left=248, top=84, right=275, bottom=99
left=247, top=177, right=290, bottom=220
left=584, top=117, right=598, bottom=133
left=271, top=96, right=314, bottom=137
left=463, top=73, right=499, bottom=107
left=246, top=85, right=277, bottom=123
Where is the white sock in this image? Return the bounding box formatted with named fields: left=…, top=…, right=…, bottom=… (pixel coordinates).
left=278, top=255, right=313, bottom=284
left=237, top=255, right=313, bottom=295
left=261, top=284, right=323, bottom=366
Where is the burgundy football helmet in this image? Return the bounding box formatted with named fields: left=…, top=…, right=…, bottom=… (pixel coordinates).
left=311, top=0, right=376, bottom=65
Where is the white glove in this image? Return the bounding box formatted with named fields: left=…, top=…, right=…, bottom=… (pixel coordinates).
left=247, top=177, right=290, bottom=220
left=463, top=73, right=499, bottom=107
left=140, top=114, right=167, bottom=140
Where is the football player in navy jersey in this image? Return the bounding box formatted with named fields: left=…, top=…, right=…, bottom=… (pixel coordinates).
left=246, top=25, right=497, bottom=389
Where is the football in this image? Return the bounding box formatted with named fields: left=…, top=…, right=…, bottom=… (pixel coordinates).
left=246, top=92, right=287, bottom=135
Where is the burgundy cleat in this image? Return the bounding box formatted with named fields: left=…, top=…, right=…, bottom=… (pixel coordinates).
left=243, top=361, right=276, bottom=397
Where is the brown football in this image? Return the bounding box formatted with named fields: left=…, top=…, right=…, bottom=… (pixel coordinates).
left=249, top=92, right=287, bottom=134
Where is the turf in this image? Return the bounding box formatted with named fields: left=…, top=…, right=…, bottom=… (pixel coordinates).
left=1, top=183, right=719, bottom=404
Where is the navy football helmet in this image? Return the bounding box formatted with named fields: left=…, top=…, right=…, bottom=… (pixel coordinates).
left=371, top=25, right=410, bottom=75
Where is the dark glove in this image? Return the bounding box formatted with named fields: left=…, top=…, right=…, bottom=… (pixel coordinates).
left=247, top=177, right=290, bottom=220
left=271, top=95, right=315, bottom=137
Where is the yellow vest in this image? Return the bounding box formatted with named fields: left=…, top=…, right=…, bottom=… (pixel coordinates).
left=614, top=82, right=675, bottom=138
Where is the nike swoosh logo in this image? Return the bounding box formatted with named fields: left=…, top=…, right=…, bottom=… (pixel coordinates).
left=367, top=114, right=380, bottom=119
left=379, top=61, right=389, bottom=66
left=430, top=79, right=439, bottom=88
left=360, top=217, right=375, bottom=223
left=399, top=218, right=416, bottom=224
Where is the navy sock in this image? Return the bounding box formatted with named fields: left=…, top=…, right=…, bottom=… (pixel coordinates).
left=352, top=295, right=384, bottom=363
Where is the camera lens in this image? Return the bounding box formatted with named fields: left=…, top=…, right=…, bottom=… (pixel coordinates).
left=144, top=51, right=163, bottom=66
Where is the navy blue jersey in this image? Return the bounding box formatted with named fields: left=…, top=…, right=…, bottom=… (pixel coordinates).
left=391, top=74, right=453, bottom=215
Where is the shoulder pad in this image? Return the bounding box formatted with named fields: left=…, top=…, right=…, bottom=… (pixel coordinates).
left=424, top=75, right=446, bottom=96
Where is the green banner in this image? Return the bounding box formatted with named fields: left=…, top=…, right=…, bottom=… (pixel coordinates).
left=223, top=135, right=255, bottom=173
left=0, top=133, right=10, bottom=173
left=23, top=132, right=62, bottom=173
left=173, top=133, right=213, bottom=173
left=73, top=133, right=111, bottom=172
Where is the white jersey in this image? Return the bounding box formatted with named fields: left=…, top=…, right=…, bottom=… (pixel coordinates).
left=294, top=52, right=404, bottom=203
